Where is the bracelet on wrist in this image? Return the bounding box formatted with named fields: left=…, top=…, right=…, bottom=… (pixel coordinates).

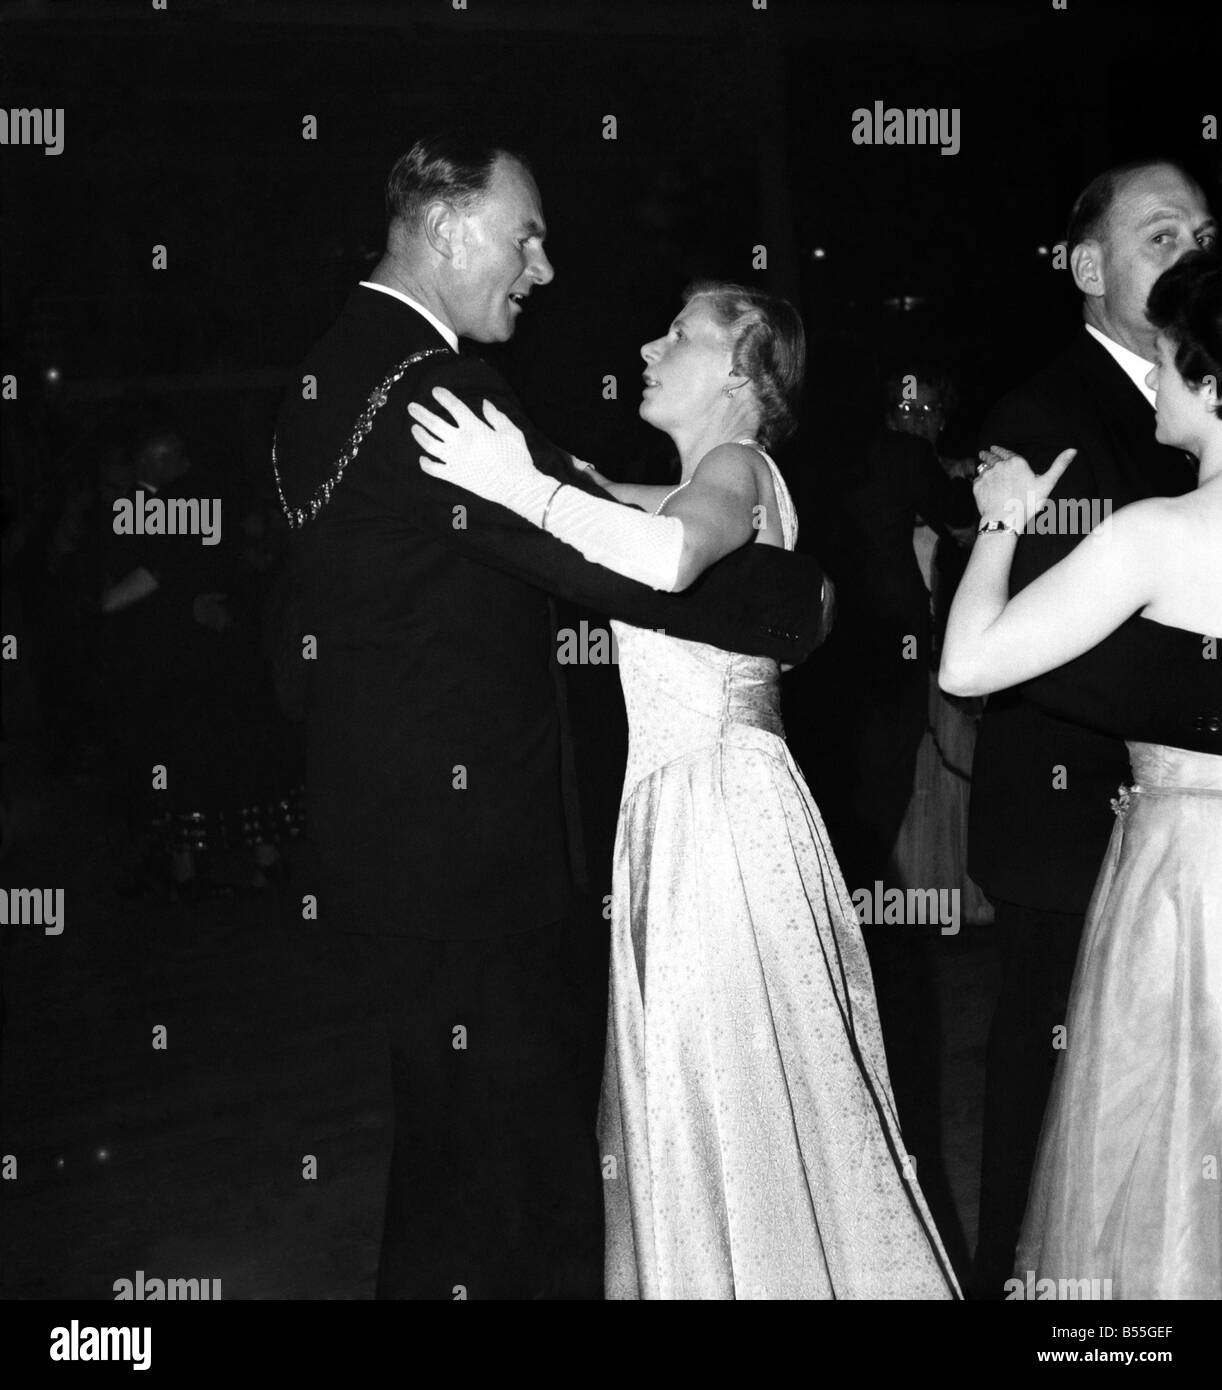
left=977, top=518, right=1020, bottom=536
left=541, top=482, right=566, bottom=531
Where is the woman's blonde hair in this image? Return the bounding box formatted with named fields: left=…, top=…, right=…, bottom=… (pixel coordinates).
left=683, top=280, right=806, bottom=449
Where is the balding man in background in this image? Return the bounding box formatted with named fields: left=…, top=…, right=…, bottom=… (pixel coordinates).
left=967, top=158, right=1216, bottom=1297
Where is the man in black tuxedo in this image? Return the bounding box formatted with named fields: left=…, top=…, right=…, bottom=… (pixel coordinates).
left=273, top=133, right=831, bottom=1299
left=968, top=158, right=1216, bottom=1297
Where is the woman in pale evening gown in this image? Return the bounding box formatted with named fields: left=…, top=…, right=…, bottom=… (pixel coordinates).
left=939, top=250, right=1222, bottom=1299
left=410, top=281, right=960, bottom=1299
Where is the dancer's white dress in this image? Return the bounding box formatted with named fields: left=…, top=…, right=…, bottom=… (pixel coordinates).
left=1018, top=734, right=1222, bottom=1298
left=598, top=446, right=961, bottom=1299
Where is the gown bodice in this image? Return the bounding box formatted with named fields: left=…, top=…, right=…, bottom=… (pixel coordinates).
left=612, top=445, right=799, bottom=796
left=1025, top=613, right=1222, bottom=756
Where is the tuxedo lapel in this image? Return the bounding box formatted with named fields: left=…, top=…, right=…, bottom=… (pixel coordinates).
left=1064, top=329, right=1196, bottom=501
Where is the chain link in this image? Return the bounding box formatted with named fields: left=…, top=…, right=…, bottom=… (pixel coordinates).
left=272, top=346, right=452, bottom=528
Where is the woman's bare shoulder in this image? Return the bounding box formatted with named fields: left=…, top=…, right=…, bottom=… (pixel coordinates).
left=1091, top=493, right=1186, bottom=544
left=692, top=442, right=768, bottom=495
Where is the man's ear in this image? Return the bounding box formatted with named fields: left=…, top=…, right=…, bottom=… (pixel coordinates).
left=1070, top=239, right=1106, bottom=299
left=422, top=200, right=465, bottom=266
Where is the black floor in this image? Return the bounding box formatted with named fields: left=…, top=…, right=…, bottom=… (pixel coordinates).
left=1, top=731, right=995, bottom=1299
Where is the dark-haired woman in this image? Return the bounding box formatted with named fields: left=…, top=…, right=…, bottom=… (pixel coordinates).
left=940, top=250, right=1222, bottom=1298
left=410, top=282, right=960, bottom=1299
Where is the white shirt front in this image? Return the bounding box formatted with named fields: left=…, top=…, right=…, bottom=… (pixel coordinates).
left=1085, top=322, right=1157, bottom=409
left=358, top=280, right=459, bottom=352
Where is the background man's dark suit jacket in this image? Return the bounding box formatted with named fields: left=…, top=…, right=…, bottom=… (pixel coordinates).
left=274, top=286, right=830, bottom=940
left=826, top=427, right=974, bottom=884
left=969, top=327, right=1196, bottom=913
left=839, top=428, right=973, bottom=669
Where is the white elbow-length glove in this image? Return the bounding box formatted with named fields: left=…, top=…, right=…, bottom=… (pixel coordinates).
left=409, top=387, right=684, bottom=591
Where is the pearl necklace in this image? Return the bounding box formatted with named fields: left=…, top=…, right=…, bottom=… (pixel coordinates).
left=654, top=478, right=690, bottom=515
left=654, top=439, right=764, bottom=516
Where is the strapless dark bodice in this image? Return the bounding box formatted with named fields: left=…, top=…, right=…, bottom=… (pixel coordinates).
left=1025, top=615, right=1222, bottom=754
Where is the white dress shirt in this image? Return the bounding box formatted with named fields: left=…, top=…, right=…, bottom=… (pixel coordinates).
left=358, top=280, right=459, bottom=352
left=1085, top=322, right=1157, bottom=409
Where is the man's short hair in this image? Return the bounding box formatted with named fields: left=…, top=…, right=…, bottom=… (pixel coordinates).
left=1065, top=157, right=1198, bottom=253
left=385, top=130, right=531, bottom=233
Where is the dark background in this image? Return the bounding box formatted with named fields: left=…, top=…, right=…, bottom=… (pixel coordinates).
left=4, top=0, right=1217, bottom=874
left=3, top=0, right=1218, bottom=519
